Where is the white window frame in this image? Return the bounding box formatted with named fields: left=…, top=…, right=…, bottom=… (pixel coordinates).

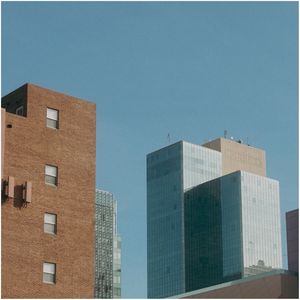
left=16, top=106, right=24, bottom=116
left=45, top=165, right=58, bottom=186
left=44, top=213, right=57, bottom=234
left=43, top=262, right=56, bottom=284
left=47, top=108, right=59, bottom=129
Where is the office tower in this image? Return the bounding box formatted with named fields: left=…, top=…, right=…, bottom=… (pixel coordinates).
left=147, top=141, right=222, bottom=298
left=147, top=138, right=282, bottom=298
left=286, top=209, right=298, bottom=273
left=185, top=171, right=282, bottom=292
left=95, top=190, right=121, bottom=299
left=1, top=84, right=96, bottom=298
left=113, top=234, right=122, bottom=298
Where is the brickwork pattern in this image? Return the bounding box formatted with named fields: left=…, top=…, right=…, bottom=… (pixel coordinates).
left=180, top=273, right=298, bottom=298
left=286, top=209, right=299, bottom=273
left=2, top=84, right=96, bottom=298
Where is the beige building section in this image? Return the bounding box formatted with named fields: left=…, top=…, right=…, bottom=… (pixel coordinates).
left=1, top=84, right=96, bottom=298
left=203, top=138, right=266, bottom=177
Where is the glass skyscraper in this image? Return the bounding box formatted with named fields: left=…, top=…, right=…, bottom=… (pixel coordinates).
left=113, top=234, right=122, bottom=298
left=147, top=141, right=222, bottom=298
left=147, top=138, right=282, bottom=298
left=184, top=171, right=282, bottom=292
left=95, top=190, right=121, bottom=299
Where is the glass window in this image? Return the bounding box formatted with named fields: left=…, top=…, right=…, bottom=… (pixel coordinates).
left=47, top=108, right=59, bottom=129
left=44, top=213, right=57, bottom=234
left=43, top=262, right=56, bottom=284
left=114, top=276, right=121, bottom=284
left=45, top=165, right=57, bottom=186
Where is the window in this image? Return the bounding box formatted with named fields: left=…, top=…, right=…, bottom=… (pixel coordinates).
left=114, top=288, right=121, bottom=297
left=43, top=262, right=56, bottom=284
left=44, top=213, right=57, bottom=234
left=45, top=165, right=58, bottom=186
left=47, top=108, right=59, bottom=129
left=16, top=106, right=24, bottom=116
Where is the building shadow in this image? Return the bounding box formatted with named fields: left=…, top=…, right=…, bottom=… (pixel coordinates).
left=13, top=184, right=26, bottom=209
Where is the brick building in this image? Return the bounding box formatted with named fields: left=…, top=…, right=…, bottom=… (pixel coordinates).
left=172, top=270, right=298, bottom=299
left=1, top=83, right=96, bottom=298
left=286, top=209, right=299, bottom=274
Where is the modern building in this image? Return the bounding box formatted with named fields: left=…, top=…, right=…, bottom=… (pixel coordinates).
left=1, top=84, right=96, bottom=298
left=171, top=269, right=298, bottom=299
left=185, top=171, right=281, bottom=292
left=113, top=234, right=122, bottom=298
left=286, top=209, right=298, bottom=274
left=147, top=141, right=222, bottom=298
left=95, top=190, right=121, bottom=299
left=147, top=138, right=282, bottom=298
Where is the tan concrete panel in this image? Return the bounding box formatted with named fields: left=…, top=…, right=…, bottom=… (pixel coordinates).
left=203, top=138, right=266, bottom=177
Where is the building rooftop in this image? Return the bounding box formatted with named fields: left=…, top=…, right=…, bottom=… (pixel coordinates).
left=168, top=269, right=296, bottom=298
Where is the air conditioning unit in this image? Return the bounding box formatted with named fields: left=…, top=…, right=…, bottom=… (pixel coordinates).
left=8, top=176, right=15, bottom=198
left=23, top=181, right=32, bottom=203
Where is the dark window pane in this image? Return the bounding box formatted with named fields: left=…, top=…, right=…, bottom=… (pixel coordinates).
left=45, top=175, right=57, bottom=186
left=43, top=273, right=55, bottom=284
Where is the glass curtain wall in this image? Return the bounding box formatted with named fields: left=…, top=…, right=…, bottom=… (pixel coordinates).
left=184, top=171, right=282, bottom=292
left=95, top=190, right=118, bottom=299
left=147, top=141, right=222, bottom=298
left=147, top=142, right=184, bottom=298
left=240, top=171, right=282, bottom=275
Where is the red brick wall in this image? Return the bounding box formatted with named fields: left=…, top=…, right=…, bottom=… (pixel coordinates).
left=286, top=209, right=299, bottom=273
left=2, top=84, right=96, bottom=298
left=181, top=273, right=298, bottom=298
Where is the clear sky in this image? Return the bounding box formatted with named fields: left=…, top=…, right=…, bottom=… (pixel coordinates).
left=2, top=2, right=298, bottom=298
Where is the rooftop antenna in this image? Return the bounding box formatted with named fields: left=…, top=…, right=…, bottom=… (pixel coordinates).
left=246, top=136, right=251, bottom=146
left=224, top=130, right=228, bottom=139
left=167, top=133, right=171, bottom=144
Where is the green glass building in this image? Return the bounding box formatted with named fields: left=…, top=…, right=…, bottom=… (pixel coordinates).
left=184, top=171, right=282, bottom=292
left=147, top=141, right=222, bottom=298
left=147, top=138, right=282, bottom=298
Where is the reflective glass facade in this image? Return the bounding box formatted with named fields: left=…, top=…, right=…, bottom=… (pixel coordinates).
left=95, top=190, right=121, bottom=299
left=184, top=178, right=224, bottom=292
left=182, top=141, right=222, bottom=190
left=147, top=141, right=222, bottom=298
left=221, top=172, right=242, bottom=280
left=240, top=171, right=282, bottom=275
left=184, top=171, right=282, bottom=292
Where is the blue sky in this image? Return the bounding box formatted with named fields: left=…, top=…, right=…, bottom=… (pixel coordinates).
left=2, top=2, right=298, bottom=298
